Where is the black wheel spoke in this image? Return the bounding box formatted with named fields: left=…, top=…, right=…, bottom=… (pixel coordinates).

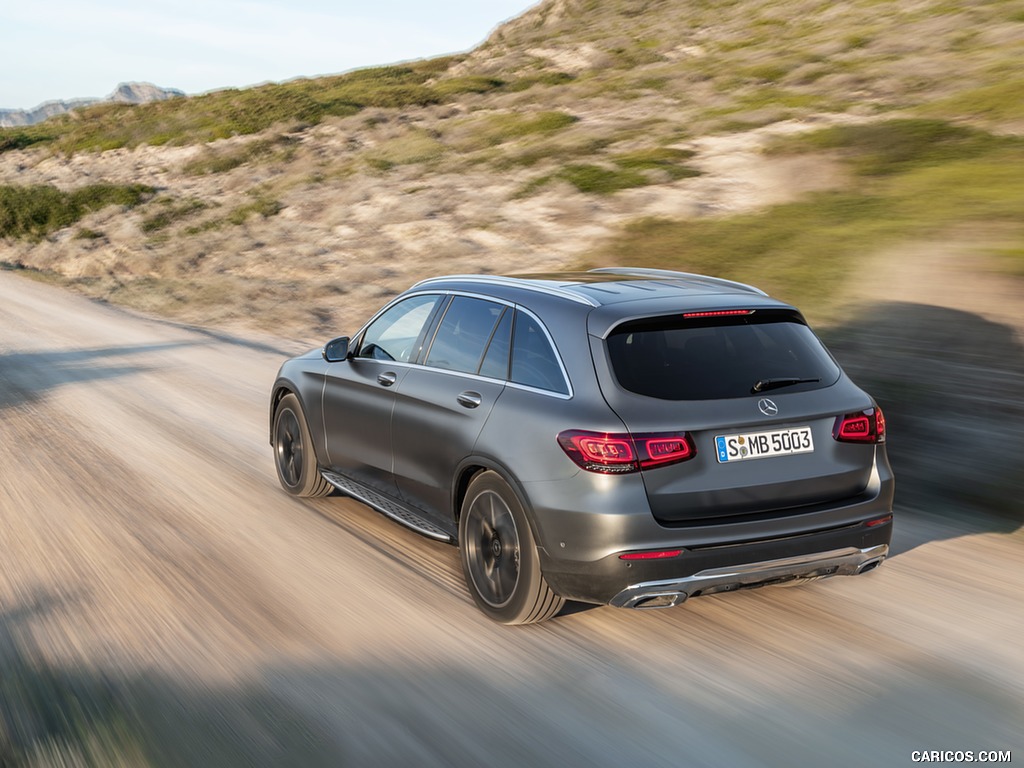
left=465, top=489, right=520, bottom=608
left=276, top=408, right=304, bottom=488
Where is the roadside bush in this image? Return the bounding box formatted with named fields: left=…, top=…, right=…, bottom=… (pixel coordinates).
left=559, top=164, right=649, bottom=193
left=183, top=135, right=296, bottom=175
left=612, top=147, right=702, bottom=179
left=773, top=119, right=1016, bottom=175
left=141, top=198, right=209, bottom=232
left=0, top=184, right=152, bottom=240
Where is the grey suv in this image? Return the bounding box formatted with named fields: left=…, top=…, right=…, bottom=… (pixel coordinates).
left=270, top=269, right=893, bottom=624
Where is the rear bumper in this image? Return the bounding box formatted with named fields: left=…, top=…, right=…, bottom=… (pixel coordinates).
left=526, top=443, right=894, bottom=605
left=538, top=514, right=893, bottom=604
left=609, top=543, right=887, bottom=609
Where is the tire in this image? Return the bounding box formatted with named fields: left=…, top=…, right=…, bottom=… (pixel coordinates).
left=459, top=471, right=564, bottom=625
left=273, top=393, right=332, bottom=498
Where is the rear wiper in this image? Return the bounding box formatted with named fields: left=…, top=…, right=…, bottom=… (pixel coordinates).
left=751, top=377, right=820, bottom=393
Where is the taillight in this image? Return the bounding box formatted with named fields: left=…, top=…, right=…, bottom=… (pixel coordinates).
left=833, top=407, right=886, bottom=444
left=557, top=430, right=696, bottom=474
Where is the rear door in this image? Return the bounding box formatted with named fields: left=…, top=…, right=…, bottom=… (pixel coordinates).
left=595, top=310, right=877, bottom=525
left=391, top=296, right=510, bottom=517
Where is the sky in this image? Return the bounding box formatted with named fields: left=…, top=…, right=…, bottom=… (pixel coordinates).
left=1, top=0, right=538, bottom=110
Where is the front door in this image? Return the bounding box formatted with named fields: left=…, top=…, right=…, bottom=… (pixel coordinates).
left=322, top=293, right=441, bottom=496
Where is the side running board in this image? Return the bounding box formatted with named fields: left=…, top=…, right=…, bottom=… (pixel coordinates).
left=320, top=470, right=456, bottom=543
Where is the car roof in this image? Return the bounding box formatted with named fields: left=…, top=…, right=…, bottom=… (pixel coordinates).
left=412, top=268, right=769, bottom=309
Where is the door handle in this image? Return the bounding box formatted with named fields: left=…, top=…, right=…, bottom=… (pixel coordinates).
left=457, top=391, right=482, bottom=409
left=377, top=372, right=397, bottom=387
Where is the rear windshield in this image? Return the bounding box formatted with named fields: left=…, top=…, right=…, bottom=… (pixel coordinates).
left=606, top=312, right=841, bottom=400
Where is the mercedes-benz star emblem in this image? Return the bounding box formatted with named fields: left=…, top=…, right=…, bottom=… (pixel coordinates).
left=758, top=398, right=779, bottom=416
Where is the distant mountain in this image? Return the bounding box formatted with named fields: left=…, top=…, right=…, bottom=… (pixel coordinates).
left=0, top=82, right=185, bottom=127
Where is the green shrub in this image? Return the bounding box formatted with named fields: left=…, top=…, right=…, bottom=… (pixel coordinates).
left=432, top=75, right=506, bottom=98
left=0, top=183, right=152, bottom=239
left=921, top=79, right=1024, bottom=123
left=504, top=72, right=576, bottom=92
left=558, top=164, right=649, bottom=194
left=183, top=135, right=295, bottom=175
left=612, top=147, right=702, bottom=179
left=0, top=125, right=55, bottom=153
left=772, top=119, right=1016, bottom=175
left=740, top=63, right=790, bottom=83
left=487, top=111, right=579, bottom=144
left=227, top=197, right=282, bottom=225
left=498, top=135, right=615, bottom=168
left=363, top=131, right=446, bottom=170
left=140, top=198, right=208, bottom=232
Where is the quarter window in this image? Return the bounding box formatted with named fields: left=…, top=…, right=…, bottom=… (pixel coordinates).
left=356, top=294, right=439, bottom=363
left=510, top=311, right=569, bottom=395
left=425, top=296, right=506, bottom=374
left=478, top=307, right=512, bottom=379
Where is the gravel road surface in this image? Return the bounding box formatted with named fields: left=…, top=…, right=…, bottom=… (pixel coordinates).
left=1, top=270, right=1020, bottom=767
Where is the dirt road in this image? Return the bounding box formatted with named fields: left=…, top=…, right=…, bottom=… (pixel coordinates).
left=1, top=269, right=1021, bottom=767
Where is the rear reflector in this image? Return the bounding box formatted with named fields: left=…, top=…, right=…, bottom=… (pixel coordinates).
left=619, top=550, right=683, bottom=560
left=866, top=515, right=893, bottom=528
left=682, top=309, right=755, bottom=318
left=557, top=430, right=696, bottom=474
left=833, top=407, right=886, bottom=444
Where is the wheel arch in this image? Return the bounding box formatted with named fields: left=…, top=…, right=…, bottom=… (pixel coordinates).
left=451, top=458, right=542, bottom=545
left=270, top=380, right=320, bottom=456
left=269, top=381, right=296, bottom=445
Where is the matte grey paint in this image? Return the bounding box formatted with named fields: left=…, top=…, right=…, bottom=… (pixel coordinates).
left=270, top=270, right=894, bottom=608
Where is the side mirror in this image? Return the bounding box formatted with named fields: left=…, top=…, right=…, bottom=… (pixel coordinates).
left=322, top=336, right=350, bottom=363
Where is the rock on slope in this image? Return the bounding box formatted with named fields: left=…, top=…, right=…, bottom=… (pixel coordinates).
left=0, top=82, right=184, bottom=127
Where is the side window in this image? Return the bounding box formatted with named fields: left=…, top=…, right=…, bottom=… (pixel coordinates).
left=478, top=307, right=512, bottom=379
left=424, top=296, right=505, bottom=374
left=356, top=294, right=439, bottom=363
left=510, top=311, right=569, bottom=395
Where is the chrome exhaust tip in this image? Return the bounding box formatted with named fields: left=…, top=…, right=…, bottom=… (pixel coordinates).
left=629, top=592, right=688, bottom=610
left=855, top=557, right=885, bottom=575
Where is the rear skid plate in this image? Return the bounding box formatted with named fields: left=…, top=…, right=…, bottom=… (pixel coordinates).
left=610, top=544, right=888, bottom=609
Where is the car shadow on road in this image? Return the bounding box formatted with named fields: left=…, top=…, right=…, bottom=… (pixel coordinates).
left=0, top=342, right=200, bottom=411
left=0, top=588, right=341, bottom=768
left=822, top=300, right=1024, bottom=554
left=2, top=587, right=1020, bottom=768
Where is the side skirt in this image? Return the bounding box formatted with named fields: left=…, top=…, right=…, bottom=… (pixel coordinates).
left=320, top=469, right=456, bottom=544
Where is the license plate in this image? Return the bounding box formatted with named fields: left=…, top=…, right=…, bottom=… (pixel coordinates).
left=715, top=426, right=814, bottom=463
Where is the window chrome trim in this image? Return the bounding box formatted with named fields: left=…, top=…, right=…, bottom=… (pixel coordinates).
left=394, top=359, right=573, bottom=400
left=350, top=290, right=445, bottom=356
left=509, top=304, right=573, bottom=398
left=343, top=288, right=574, bottom=399
left=421, top=293, right=506, bottom=374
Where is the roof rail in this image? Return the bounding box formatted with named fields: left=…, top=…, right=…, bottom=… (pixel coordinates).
left=588, top=267, right=767, bottom=296
left=411, top=275, right=599, bottom=307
